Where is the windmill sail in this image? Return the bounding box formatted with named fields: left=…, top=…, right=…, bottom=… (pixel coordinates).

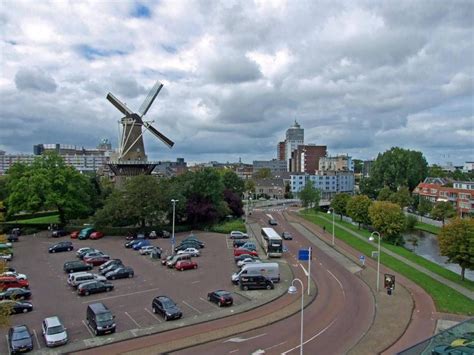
left=139, top=81, right=163, bottom=117
left=143, top=122, right=174, bottom=148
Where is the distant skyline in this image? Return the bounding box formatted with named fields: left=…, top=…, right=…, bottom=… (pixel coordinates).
left=1, top=1, right=473, bottom=166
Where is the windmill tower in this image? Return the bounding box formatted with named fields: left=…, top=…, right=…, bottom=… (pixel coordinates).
left=106, top=81, right=174, bottom=179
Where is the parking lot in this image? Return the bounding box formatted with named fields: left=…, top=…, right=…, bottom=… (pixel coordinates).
left=0, top=230, right=269, bottom=353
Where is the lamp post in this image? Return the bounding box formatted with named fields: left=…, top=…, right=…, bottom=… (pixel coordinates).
left=327, top=207, right=335, bottom=245
left=369, top=231, right=381, bottom=292
left=171, top=199, right=178, bottom=255
left=288, top=278, right=304, bottom=355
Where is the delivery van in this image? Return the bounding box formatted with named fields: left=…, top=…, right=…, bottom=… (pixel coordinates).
left=231, top=262, right=280, bottom=284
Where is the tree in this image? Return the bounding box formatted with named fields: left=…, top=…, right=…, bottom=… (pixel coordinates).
left=417, top=197, right=433, bottom=220
left=222, top=170, right=245, bottom=196
left=346, top=195, right=372, bottom=229
left=353, top=159, right=363, bottom=174
left=359, top=177, right=378, bottom=199
left=377, top=186, right=392, bottom=201
left=299, top=182, right=320, bottom=210
left=389, top=186, right=413, bottom=208
left=284, top=182, right=293, bottom=199
left=331, top=193, right=351, bottom=220
left=370, top=147, right=429, bottom=191
left=255, top=168, right=272, bottom=179
left=223, top=189, right=244, bottom=217
left=6, top=153, right=94, bottom=224
left=427, top=165, right=446, bottom=178
left=438, top=218, right=474, bottom=281
left=369, top=201, right=406, bottom=245
left=431, top=201, right=456, bottom=226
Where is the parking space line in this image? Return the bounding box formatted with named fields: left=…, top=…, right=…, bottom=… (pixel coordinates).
left=124, top=311, right=141, bottom=328
left=6, top=335, right=11, bottom=354
left=82, top=320, right=94, bottom=337
left=182, top=300, right=202, bottom=314
left=144, top=307, right=162, bottom=323
left=32, top=329, right=41, bottom=349
left=191, top=280, right=200, bottom=284
left=81, top=287, right=161, bottom=304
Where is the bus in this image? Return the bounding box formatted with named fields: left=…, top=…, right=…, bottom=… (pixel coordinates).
left=261, top=228, right=283, bottom=258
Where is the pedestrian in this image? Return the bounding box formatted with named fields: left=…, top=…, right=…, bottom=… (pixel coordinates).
left=323, top=226, right=326, bottom=231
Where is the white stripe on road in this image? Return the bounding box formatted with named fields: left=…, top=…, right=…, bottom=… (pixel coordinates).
left=82, top=320, right=94, bottom=337
left=81, top=287, right=161, bottom=304
left=33, top=329, right=41, bottom=349
left=124, top=311, right=141, bottom=328
left=182, top=300, right=202, bottom=314
left=191, top=280, right=200, bottom=284
left=327, top=269, right=345, bottom=298
left=264, top=340, right=287, bottom=351
left=281, top=318, right=338, bottom=354
left=144, top=307, right=162, bottom=323
left=6, top=335, right=11, bottom=354
left=299, top=263, right=309, bottom=277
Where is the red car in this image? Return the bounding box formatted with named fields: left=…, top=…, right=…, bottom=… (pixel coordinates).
left=175, top=260, right=198, bottom=271
left=84, top=255, right=110, bottom=266
left=233, top=248, right=258, bottom=257
left=70, top=231, right=79, bottom=239
left=90, top=231, right=105, bottom=240
left=0, top=276, right=29, bottom=291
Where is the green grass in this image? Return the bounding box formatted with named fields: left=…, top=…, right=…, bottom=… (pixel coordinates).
left=7, top=215, right=60, bottom=225
left=414, top=221, right=441, bottom=235
left=210, top=219, right=246, bottom=234
left=299, top=210, right=474, bottom=315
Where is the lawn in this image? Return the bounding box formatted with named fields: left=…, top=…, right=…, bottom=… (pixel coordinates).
left=299, top=210, right=474, bottom=315
left=414, top=221, right=441, bottom=235
left=7, top=215, right=60, bottom=225
left=210, top=219, right=246, bottom=234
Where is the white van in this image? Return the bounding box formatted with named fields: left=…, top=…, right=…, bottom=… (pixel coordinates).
left=68, top=272, right=106, bottom=288
left=231, top=263, right=280, bottom=284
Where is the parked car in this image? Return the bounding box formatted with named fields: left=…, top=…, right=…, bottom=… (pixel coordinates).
left=175, top=260, right=198, bottom=271
left=175, top=241, right=204, bottom=251
left=240, top=275, right=274, bottom=290
left=8, top=325, right=33, bottom=354
left=0, top=276, right=29, bottom=291
left=70, top=231, right=80, bottom=239
left=0, top=252, right=13, bottom=261
left=139, top=245, right=160, bottom=255
left=78, top=227, right=95, bottom=240
left=63, top=261, right=93, bottom=274
left=207, top=290, right=233, bottom=307
left=76, top=247, right=100, bottom=259
left=149, top=230, right=171, bottom=239
left=166, top=254, right=192, bottom=268
left=68, top=272, right=106, bottom=288
left=90, top=231, right=105, bottom=240
left=240, top=242, right=257, bottom=251
left=233, top=239, right=247, bottom=248
left=237, top=257, right=262, bottom=268
left=100, top=262, right=124, bottom=276
left=234, top=253, right=256, bottom=263
left=84, top=255, right=110, bottom=266
left=177, top=248, right=200, bottom=257
left=42, top=316, right=68, bottom=347
left=52, top=230, right=68, bottom=238
left=181, top=238, right=205, bottom=248
left=105, top=267, right=134, bottom=280
left=81, top=251, right=105, bottom=260
left=8, top=233, right=19, bottom=242
left=0, top=242, right=13, bottom=249
left=161, top=255, right=173, bottom=266
left=268, top=219, right=278, bottom=226
left=132, top=239, right=151, bottom=250
left=1, top=271, right=27, bottom=280
left=0, top=300, right=33, bottom=314
left=49, top=241, right=74, bottom=253
left=86, top=303, right=116, bottom=336
left=282, top=232, right=293, bottom=240
left=77, top=280, right=114, bottom=296
left=233, top=248, right=258, bottom=257
left=0, top=288, right=32, bottom=300
left=229, top=231, right=248, bottom=239
left=151, top=296, right=182, bottom=321
left=125, top=239, right=142, bottom=248
left=99, top=259, right=123, bottom=272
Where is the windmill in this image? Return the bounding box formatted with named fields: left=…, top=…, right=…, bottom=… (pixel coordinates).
left=106, top=81, right=174, bottom=177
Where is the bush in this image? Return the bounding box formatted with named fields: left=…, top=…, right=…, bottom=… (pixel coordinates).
left=405, top=215, right=418, bottom=232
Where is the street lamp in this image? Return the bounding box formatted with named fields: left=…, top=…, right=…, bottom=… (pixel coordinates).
left=327, top=208, right=335, bottom=245
left=288, top=278, right=304, bottom=355
left=171, top=199, right=178, bottom=255
left=369, top=231, right=381, bottom=292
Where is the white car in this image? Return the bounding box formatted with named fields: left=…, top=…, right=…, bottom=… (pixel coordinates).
left=230, top=231, right=248, bottom=239
left=177, top=248, right=200, bottom=257
left=237, top=257, right=261, bottom=268
left=139, top=245, right=157, bottom=255
left=42, top=316, right=68, bottom=347
left=0, top=271, right=27, bottom=280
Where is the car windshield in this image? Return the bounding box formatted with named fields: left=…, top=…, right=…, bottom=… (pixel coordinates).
left=162, top=299, right=176, bottom=308
left=215, top=291, right=230, bottom=297
left=12, top=329, right=30, bottom=341
left=47, top=325, right=64, bottom=335
left=96, top=313, right=113, bottom=322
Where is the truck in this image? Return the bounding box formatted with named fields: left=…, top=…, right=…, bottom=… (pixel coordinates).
left=231, top=262, right=280, bottom=285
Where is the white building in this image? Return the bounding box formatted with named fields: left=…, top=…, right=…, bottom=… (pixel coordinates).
left=290, top=171, right=355, bottom=199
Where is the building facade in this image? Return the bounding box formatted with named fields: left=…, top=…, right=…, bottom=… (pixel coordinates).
left=253, top=159, right=287, bottom=175
left=255, top=178, right=285, bottom=199
left=285, top=120, right=304, bottom=169
left=290, top=145, right=327, bottom=173
left=290, top=171, right=355, bottom=199
left=277, top=142, right=286, bottom=161
left=319, top=155, right=354, bottom=172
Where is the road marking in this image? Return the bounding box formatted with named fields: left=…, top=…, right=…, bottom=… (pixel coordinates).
left=281, top=318, right=338, bottom=354
left=144, top=307, right=162, bottom=322
left=191, top=280, right=200, bottom=284
left=264, top=340, right=286, bottom=351
left=32, top=329, right=41, bottom=349
left=81, top=287, right=161, bottom=304
left=229, top=350, right=239, bottom=354
left=182, top=300, right=202, bottom=314
left=299, top=263, right=309, bottom=277
left=224, top=333, right=267, bottom=343
left=327, top=269, right=345, bottom=297
left=82, top=320, right=94, bottom=337
left=6, top=335, right=11, bottom=354
left=125, top=311, right=141, bottom=328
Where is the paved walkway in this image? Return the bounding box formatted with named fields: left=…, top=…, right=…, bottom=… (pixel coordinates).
left=316, top=213, right=474, bottom=300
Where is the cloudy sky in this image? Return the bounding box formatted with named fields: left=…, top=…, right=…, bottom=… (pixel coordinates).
left=1, top=0, right=473, bottom=165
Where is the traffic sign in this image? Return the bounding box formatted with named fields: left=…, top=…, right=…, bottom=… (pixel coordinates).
left=359, top=255, right=365, bottom=266
left=298, top=249, right=310, bottom=261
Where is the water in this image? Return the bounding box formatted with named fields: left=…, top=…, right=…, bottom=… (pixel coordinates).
left=403, top=230, right=474, bottom=281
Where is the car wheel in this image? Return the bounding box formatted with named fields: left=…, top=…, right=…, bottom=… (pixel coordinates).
left=164, top=315, right=169, bottom=321
left=193, top=265, right=197, bottom=269
left=152, top=307, right=157, bottom=314
left=84, top=291, right=90, bottom=296
left=207, top=295, right=211, bottom=301
left=243, top=285, right=249, bottom=291
left=52, top=249, right=56, bottom=253
left=106, top=288, right=111, bottom=292
left=266, top=285, right=272, bottom=290
left=68, top=247, right=72, bottom=251
left=128, top=273, right=133, bottom=278
left=111, top=276, right=116, bottom=280
left=94, top=328, right=98, bottom=336
left=218, top=302, right=222, bottom=307
left=22, top=308, right=28, bottom=313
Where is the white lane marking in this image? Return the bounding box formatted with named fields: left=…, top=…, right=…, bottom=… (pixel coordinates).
left=229, top=350, right=239, bottom=354
left=182, top=300, right=202, bottom=314
left=281, top=318, right=338, bottom=354
left=82, top=320, right=94, bottom=337
left=6, top=334, right=11, bottom=354
left=224, top=333, right=267, bottom=343
left=124, top=311, right=141, bottom=328
left=327, top=269, right=345, bottom=298
left=32, top=329, right=41, bottom=349
left=81, top=287, right=161, bottom=304
left=144, top=307, right=162, bottom=322
left=299, top=263, right=309, bottom=277
left=191, top=280, right=200, bottom=284
left=264, top=340, right=287, bottom=351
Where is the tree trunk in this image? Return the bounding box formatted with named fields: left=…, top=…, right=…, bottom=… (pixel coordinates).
left=461, top=267, right=465, bottom=281
left=340, top=214, right=343, bottom=221
left=57, top=206, right=66, bottom=226
left=358, top=222, right=361, bottom=230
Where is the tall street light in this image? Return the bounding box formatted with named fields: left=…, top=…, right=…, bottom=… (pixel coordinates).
left=288, top=278, right=304, bottom=355
left=369, top=231, right=381, bottom=292
left=327, top=207, right=335, bottom=245
left=171, top=199, right=178, bottom=255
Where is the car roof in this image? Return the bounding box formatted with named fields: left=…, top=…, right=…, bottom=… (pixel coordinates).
left=44, top=316, right=62, bottom=327
left=12, top=325, right=29, bottom=331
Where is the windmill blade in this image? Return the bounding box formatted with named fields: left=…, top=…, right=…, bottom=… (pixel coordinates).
left=143, top=122, right=174, bottom=148
left=139, top=81, right=163, bottom=117
left=107, top=93, right=134, bottom=116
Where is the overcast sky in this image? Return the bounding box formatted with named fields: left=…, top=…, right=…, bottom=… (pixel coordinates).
left=1, top=0, right=473, bottom=165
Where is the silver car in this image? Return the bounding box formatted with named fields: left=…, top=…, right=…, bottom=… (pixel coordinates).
left=42, top=316, right=68, bottom=347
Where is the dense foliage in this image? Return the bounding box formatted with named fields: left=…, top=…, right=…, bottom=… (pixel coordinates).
left=299, top=182, right=321, bottom=210
left=368, top=201, right=406, bottom=245
left=331, top=193, right=351, bottom=220
left=346, top=195, right=372, bottom=229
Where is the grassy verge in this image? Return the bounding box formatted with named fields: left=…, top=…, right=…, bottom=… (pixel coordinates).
left=414, top=221, right=441, bottom=235
left=299, top=211, right=474, bottom=315
left=210, top=219, right=246, bottom=234
left=8, top=215, right=60, bottom=224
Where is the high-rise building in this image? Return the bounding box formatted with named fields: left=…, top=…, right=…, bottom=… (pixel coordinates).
left=277, top=141, right=286, bottom=161
left=285, top=120, right=304, bottom=169
left=319, top=154, right=353, bottom=172
left=290, top=145, right=327, bottom=173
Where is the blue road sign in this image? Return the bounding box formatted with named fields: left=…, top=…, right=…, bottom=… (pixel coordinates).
left=359, top=255, right=365, bottom=262
left=298, top=249, right=310, bottom=261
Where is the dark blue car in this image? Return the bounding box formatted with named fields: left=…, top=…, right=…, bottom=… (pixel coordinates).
left=9, top=325, right=33, bottom=354
left=132, top=240, right=151, bottom=250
